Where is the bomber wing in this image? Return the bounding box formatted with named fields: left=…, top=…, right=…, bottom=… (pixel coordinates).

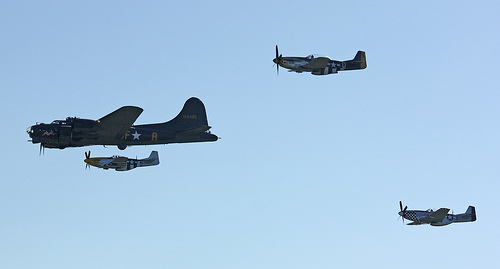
left=302, top=57, right=331, bottom=70
left=419, top=208, right=450, bottom=224
left=97, top=106, right=143, bottom=140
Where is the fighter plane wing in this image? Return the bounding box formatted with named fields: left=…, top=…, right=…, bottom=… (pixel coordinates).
left=419, top=208, right=450, bottom=224
left=302, top=57, right=331, bottom=70
left=407, top=221, right=425, bottom=225
left=97, top=106, right=144, bottom=140
left=99, top=157, right=128, bottom=166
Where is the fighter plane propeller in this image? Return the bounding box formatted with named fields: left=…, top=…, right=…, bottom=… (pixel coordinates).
left=398, top=201, right=408, bottom=224
left=273, top=45, right=367, bottom=75
left=274, top=45, right=283, bottom=75
left=85, top=151, right=91, bottom=169
left=398, top=201, right=476, bottom=227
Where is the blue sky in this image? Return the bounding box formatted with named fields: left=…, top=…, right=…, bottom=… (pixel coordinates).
left=1, top=1, right=499, bottom=268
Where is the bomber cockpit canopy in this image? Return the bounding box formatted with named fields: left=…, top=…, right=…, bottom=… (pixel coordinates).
left=50, top=117, right=78, bottom=125
left=49, top=117, right=95, bottom=128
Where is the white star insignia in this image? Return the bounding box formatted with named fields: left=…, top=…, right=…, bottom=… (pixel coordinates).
left=132, top=131, right=141, bottom=140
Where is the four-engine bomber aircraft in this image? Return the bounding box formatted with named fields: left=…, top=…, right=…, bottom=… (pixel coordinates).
left=273, top=45, right=367, bottom=75
left=84, top=150, right=159, bottom=171
left=27, top=97, right=218, bottom=152
left=398, top=201, right=476, bottom=226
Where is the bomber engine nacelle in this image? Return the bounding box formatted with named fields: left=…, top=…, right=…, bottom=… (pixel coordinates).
left=27, top=117, right=98, bottom=149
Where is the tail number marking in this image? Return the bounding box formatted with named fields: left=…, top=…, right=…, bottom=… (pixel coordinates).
left=183, top=115, right=197, bottom=119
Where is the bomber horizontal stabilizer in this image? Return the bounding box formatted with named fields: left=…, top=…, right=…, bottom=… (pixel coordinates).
left=176, top=125, right=212, bottom=136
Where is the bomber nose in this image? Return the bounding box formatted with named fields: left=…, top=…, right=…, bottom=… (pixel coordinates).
left=26, top=125, right=43, bottom=143
left=26, top=126, right=34, bottom=137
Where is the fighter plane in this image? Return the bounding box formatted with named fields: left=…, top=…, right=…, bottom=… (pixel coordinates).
left=84, top=150, right=159, bottom=171
left=273, top=45, right=367, bottom=75
left=27, top=97, right=218, bottom=152
left=398, top=201, right=476, bottom=226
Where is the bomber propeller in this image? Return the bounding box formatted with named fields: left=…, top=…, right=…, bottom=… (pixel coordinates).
left=39, top=143, right=45, bottom=156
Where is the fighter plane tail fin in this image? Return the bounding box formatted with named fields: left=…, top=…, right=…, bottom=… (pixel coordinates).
left=345, top=51, right=367, bottom=70
left=454, top=206, right=476, bottom=223
left=161, top=97, right=210, bottom=132
left=143, top=150, right=159, bottom=166
left=465, top=206, right=476, bottom=222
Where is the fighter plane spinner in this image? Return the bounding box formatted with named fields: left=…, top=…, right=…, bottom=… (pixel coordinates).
left=84, top=151, right=159, bottom=171
left=273, top=45, right=367, bottom=75
left=27, top=97, right=218, bottom=152
left=398, top=201, right=476, bottom=226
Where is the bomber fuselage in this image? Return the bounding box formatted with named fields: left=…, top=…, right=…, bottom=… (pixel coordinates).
left=27, top=118, right=218, bottom=150
left=27, top=97, right=219, bottom=151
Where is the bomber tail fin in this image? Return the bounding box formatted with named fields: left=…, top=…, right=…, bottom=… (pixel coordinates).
left=345, top=51, right=367, bottom=70
left=161, top=97, right=210, bottom=133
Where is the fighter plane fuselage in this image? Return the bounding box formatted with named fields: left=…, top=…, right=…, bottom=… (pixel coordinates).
left=84, top=151, right=160, bottom=171
left=398, top=202, right=476, bottom=227
left=279, top=56, right=365, bottom=75
left=273, top=46, right=367, bottom=75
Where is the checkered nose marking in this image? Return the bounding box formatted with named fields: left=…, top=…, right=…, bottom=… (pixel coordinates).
left=399, top=210, right=418, bottom=221
left=403, top=211, right=418, bottom=221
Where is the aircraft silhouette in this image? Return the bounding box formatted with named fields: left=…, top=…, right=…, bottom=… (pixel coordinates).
left=398, top=201, right=476, bottom=226
left=273, top=45, right=366, bottom=75
left=84, top=150, right=159, bottom=171
left=27, top=97, right=218, bottom=152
